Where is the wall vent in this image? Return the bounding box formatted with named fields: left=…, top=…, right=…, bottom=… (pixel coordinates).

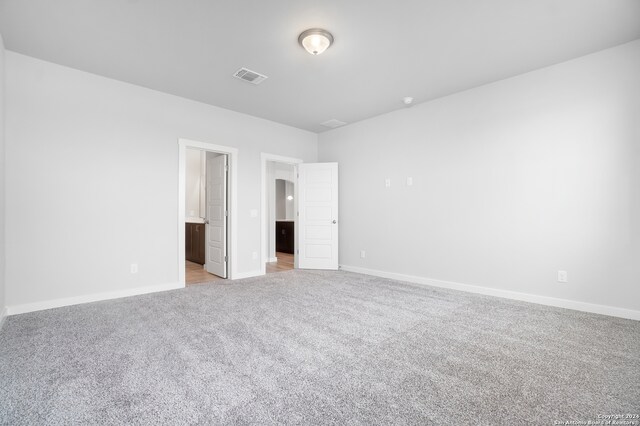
left=233, top=67, right=268, bottom=85
left=321, top=119, right=347, bottom=129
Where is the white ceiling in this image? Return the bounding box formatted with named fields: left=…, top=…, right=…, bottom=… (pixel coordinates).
left=1, top=0, right=639, bottom=133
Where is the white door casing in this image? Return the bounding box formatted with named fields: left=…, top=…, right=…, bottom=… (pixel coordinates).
left=298, top=163, right=339, bottom=270
left=206, top=153, right=228, bottom=278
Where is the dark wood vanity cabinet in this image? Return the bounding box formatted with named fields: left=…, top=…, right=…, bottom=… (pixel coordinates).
left=185, top=222, right=206, bottom=265
left=276, top=221, right=294, bottom=254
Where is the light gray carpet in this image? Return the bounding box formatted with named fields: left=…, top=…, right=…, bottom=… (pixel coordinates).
left=0, top=270, right=639, bottom=425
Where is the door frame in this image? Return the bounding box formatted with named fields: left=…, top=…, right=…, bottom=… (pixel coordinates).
left=178, top=138, right=238, bottom=285
left=261, top=153, right=303, bottom=274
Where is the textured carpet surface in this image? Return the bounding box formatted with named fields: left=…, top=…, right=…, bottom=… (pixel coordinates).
left=0, top=270, right=639, bottom=425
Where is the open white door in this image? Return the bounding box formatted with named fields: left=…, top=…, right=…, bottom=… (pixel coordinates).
left=298, top=162, right=338, bottom=270
left=205, top=153, right=228, bottom=278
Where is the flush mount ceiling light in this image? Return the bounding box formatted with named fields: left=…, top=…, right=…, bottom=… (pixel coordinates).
left=298, top=28, right=334, bottom=55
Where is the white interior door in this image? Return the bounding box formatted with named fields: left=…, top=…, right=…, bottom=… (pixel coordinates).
left=298, top=162, right=338, bottom=270
left=205, top=153, right=228, bottom=278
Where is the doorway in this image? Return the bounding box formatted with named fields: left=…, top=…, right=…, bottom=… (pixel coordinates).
left=267, top=175, right=295, bottom=274
left=183, top=149, right=228, bottom=284
left=261, top=155, right=340, bottom=274
left=178, top=139, right=238, bottom=286
left=261, top=153, right=303, bottom=274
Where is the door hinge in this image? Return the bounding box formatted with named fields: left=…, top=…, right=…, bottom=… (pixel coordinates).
left=225, top=164, right=229, bottom=172
left=296, top=249, right=299, bottom=254
left=225, top=210, right=228, bottom=217
left=297, top=211, right=299, bottom=217
left=224, top=255, right=228, bottom=262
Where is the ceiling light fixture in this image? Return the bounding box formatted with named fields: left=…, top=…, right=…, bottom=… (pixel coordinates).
left=298, top=28, right=334, bottom=55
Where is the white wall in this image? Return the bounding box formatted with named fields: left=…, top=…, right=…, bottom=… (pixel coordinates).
left=276, top=180, right=294, bottom=220
left=0, top=35, right=6, bottom=325
left=266, top=162, right=276, bottom=261
left=5, top=52, right=317, bottom=309
left=275, top=164, right=295, bottom=225
left=185, top=148, right=204, bottom=219
left=275, top=179, right=286, bottom=220
left=319, top=40, right=640, bottom=314
left=284, top=180, right=294, bottom=220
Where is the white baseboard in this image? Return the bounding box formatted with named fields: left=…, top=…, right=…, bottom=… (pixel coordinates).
left=232, top=270, right=265, bottom=280
left=0, top=306, right=7, bottom=330
left=267, top=257, right=278, bottom=263
left=6, top=282, right=184, bottom=316
left=340, top=265, right=640, bottom=321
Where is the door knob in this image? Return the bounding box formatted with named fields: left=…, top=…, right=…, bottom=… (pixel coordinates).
left=332, top=220, right=337, bottom=224
left=204, top=219, right=210, bottom=225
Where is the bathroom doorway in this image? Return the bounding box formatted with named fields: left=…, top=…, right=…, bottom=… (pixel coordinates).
left=261, top=153, right=302, bottom=275
left=184, top=148, right=228, bottom=285
left=267, top=177, right=295, bottom=273
left=178, top=139, right=238, bottom=286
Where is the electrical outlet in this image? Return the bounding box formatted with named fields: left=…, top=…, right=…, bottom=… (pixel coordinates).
left=385, top=178, right=391, bottom=188
left=130, top=263, right=138, bottom=274
left=360, top=250, right=366, bottom=259
left=557, top=270, right=567, bottom=283
left=406, top=177, right=413, bottom=186
left=252, top=251, right=258, bottom=260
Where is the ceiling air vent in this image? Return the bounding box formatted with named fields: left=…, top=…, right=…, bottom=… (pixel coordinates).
left=321, top=119, right=347, bottom=129
left=233, top=67, right=268, bottom=85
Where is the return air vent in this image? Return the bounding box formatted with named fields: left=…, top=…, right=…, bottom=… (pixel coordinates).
left=233, top=67, right=268, bottom=85
left=321, top=119, right=347, bottom=129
